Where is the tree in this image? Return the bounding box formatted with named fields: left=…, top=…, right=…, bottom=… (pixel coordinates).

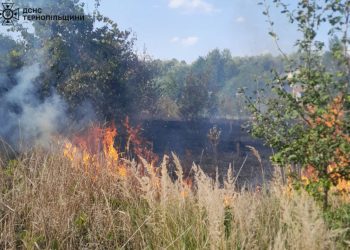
left=126, top=53, right=162, bottom=117
left=179, top=73, right=209, bottom=120
left=0, top=34, right=24, bottom=96
left=10, top=0, right=158, bottom=121
left=245, top=0, right=350, bottom=209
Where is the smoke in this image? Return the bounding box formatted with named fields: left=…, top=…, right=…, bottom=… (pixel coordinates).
left=0, top=63, right=69, bottom=148
left=0, top=1, right=97, bottom=149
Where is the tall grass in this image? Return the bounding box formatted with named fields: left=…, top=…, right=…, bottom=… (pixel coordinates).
left=0, top=148, right=347, bottom=249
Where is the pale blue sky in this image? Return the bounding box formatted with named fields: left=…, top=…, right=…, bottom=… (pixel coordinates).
left=0, top=0, right=331, bottom=62
left=84, top=0, right=304, bottom=62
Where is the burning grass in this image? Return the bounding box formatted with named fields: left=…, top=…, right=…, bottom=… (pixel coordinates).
left=0, top=123, right=349, bottom=249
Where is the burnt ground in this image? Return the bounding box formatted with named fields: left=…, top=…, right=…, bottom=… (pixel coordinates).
left=140, top=119, right=273, bottom=188
left=0, top=119, right=273, bottom=188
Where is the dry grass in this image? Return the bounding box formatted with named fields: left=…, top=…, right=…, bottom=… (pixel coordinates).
left=0, top=147, right=347, bottom=249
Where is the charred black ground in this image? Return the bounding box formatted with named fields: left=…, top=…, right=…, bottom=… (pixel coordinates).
left=139, top=119, right=272, bottom=187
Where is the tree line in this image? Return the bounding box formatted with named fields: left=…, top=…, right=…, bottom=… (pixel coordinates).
left=0, top=0, right=286, bottom=122
left=0, top=0, right=344, bottom=123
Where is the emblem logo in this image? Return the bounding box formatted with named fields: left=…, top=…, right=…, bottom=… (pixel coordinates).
left=0, top=1, right=20, bottom=26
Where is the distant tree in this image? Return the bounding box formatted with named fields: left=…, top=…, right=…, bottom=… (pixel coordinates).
left=179, top=73, right=209, bottom=120
left=155, top=59, right=189, bottom=101
left=127, top=54, right=162, bottom=117
left=153, top=50, right=285, bottom=119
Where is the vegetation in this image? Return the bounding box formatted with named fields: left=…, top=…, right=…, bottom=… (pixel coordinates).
left=154, top=51, right=283, bottom=119
left=1, top=0, right=158, bottom=120
left=0, top=0, right=285, bottom=121
left=1, top=1, right=347, bottom=122
left=0, top=147, right=347, bottom=249
left=0, top=0, right=349, bottom=249
left=245, top=0, right=350, bottom=209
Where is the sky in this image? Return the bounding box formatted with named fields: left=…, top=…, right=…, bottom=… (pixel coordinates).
left=83, top=0, right=304, bottom=62
left=0, top=0, right=331, bottom=63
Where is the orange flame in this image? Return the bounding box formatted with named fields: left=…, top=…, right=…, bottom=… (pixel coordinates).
left=62, top=120, right=160, bottom=182
left=302, top=95, right=350, bottom=197
left=124, top=117, right=159, bottom=165
left=63, top=123, right=124, bottom=178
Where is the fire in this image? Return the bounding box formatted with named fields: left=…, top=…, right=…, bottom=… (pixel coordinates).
left=223, top=195, right=234, bottom=207
left=63, top=142, right=76, bottom=162
left=63, top=124, right=121, bottom=177
left=337, top=179, right=350, bottom=193
left=102, top=125, right=119, bottom=163
left=117, top=165, right=128, bottom=179
left=301, top=165, right=318, bottom=186
left=62, top=119, right=160, bottom=181
left=179, top=177, right=193, bottom=198
left=124, top=117, right=158, bottom=164
left=180, top=190, right=189, bottom=198
left=302, top=95, right=350, bottom=197
left=301, top=162, right=350, bottom=197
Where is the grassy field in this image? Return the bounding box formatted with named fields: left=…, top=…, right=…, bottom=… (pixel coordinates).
left=0, top=145, right=349, bottom=250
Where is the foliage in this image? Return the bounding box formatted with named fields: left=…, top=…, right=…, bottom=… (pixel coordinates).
left=245, top=0, right=350, bottom=209
left=179, top=72, right=210, bottom=120
left=0, top=34, right=25, bottom=96
left=155, top=52, right=283, bottom=119
left=0, top=0, right=288, bottom=121
left=324, top=203, right=350, bottom=246
left=2, top=0, right=159, bottom=121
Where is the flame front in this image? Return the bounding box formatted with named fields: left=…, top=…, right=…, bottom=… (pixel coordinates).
left=62, top=119, right=160, bottom=182
left=63, top=123, right=124, bottom=178
left=302, top=96, right=350, bottom=199
left=103, top=125, right=119, bottom=164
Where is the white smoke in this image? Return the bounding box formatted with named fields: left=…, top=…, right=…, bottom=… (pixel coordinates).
left=0, top=63, right=68, bottom=148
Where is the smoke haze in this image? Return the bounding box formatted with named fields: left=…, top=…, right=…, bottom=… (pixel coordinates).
left=0, top=63, right=68, bottom=148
